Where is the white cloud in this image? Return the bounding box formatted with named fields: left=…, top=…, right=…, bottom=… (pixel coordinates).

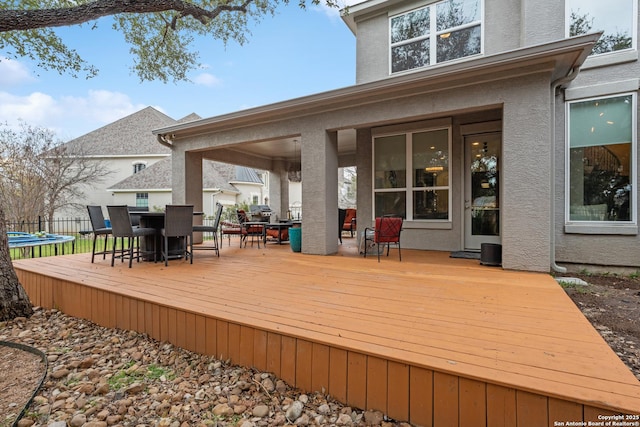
left=0, top=89, right=146, bottom=139
left=0, top=57, right=36, bottom=87
left=193, top=72, right=222, bottom=87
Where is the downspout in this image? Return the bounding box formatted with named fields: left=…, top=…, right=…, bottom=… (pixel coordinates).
left=550, top=67, right=579, bottom=273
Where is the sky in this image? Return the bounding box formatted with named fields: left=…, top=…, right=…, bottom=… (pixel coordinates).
left=0, top=2, right=358, bottom=140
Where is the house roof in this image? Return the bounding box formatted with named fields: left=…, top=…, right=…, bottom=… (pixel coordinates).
left=108, top=157, right=257, bottom=192
left=152, top=33, right=600, bottom=151
left=61, top=106, right=199, bottom=156
left=234, top=166, right=264, bottom=184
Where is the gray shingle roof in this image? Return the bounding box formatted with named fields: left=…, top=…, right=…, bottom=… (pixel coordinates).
left=108, top=157, right=259, bottom=192
left=61, top=107, right=177, bottom=156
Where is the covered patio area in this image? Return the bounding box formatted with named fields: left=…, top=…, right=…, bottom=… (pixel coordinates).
left=13, top=241, right=640, bottom=425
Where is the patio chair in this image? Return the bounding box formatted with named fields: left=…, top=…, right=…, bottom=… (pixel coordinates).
left=364, top=215, right=403, bottom=262
left=107, top=205, right=157, bottom=268
left=338, top=208, right=347, bottom=244
left=192, top=202, right=223, bottom=257
left=87, top=205, right=112, bottom=263
left=342, top=208, right=357, bottom=237
left=220, top=220, right=242, bottom=245
left=161, top=204, right=194, bottom=266
left=127, top=205, right=148, bottom=227
left=237, top=209, right=264, bottom=248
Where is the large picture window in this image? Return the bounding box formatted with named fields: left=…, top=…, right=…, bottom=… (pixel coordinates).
left=567, top=0, right=636, bottom=56
left=568, top=94, right=635, bottom=223
left=374, top=128, right=450, bottom=220
left=390, top=0, right=482, bottom=74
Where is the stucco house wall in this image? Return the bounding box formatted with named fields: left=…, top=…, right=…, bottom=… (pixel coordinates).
left=152, top=0, right=611, bottom=272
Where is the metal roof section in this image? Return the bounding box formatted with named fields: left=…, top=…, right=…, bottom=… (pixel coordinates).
left=234, top=166, right=264, bottom=184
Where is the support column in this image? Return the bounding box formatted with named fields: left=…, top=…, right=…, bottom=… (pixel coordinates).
left=355, top=128, right=373, bottom=236
left=173, top=150, right=204, bottom=242
left=269, top=160, right=288, bottom=220
left=301, top=130, right=339, bottom=255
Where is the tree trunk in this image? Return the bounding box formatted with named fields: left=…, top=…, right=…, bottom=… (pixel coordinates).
left=0, top=206, right=33, bottom=321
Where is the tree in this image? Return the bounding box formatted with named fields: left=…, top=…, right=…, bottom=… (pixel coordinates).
left=0, top=122, right=111, bottom=229
left=0, top=0, right=339, bottom=320
left=0, top=204, right=33, bottom=320
left=0, top=0, right=338, bottom=82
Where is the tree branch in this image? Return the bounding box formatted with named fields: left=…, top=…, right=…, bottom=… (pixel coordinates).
left=0, top=0, right=255, bottom=32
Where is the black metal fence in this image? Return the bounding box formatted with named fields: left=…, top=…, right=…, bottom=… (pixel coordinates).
left=6, top=216, right=93, bottom=260
left=6, top=216, right=93, bottom=235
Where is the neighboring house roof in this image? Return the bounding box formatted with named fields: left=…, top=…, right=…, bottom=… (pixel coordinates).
left=108, top=157, right=255, bottom=192
left=234, top=166, right=264, bottom=184
left=177, top=113, right=202, bottom=123
left=61, top=106, right=184, bottom=156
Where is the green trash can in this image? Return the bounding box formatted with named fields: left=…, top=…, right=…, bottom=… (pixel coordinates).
left=289, top=226, right=301, bottom=252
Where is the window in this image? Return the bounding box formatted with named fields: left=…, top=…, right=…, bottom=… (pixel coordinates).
left=133, top=162, right=146, bottom=174
left=567, top=0, right=635, bottom=56
left=136, top=192, right=149, bottom=208
left=390, top=0, right=482, bottom=74
left=374, top=128, right=451, bottom=220
left=567, top=94, right=635, bottom=223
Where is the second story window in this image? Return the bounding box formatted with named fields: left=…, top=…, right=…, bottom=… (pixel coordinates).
left=567, top=0, right=636, bottom=56
left=133, top=162, right=146, bottom=174
left=390, top=0, right=482, bottom=74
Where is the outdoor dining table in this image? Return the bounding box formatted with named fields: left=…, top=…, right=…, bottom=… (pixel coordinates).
left=264, top=221, right=293, bottom=244
left=132, top=211, right=202, bottom=261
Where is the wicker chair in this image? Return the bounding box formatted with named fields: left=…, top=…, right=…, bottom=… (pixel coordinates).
left=87, top=205, right=112, bottom=263
left=192, top=202, right=223, bottom=257
left=364, top=215, right=403, bottom=262
left=107, top=205, right=157, bottom=267
left=161, top=205, right=194, bottom=266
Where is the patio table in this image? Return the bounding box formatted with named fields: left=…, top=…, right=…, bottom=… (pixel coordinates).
left=265, top=221, right=293, bottom=244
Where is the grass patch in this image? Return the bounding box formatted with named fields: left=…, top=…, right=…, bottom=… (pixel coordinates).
left=107, top=362, right=174, bottom=391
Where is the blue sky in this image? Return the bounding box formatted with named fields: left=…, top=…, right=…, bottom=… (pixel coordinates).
left=0, top=3, right=357, bottom=140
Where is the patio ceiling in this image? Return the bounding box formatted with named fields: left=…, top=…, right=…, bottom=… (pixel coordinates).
left=199, top=129, right=357, bottom=164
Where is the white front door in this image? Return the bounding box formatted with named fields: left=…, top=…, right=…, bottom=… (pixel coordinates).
left=464, top=132, right=501, bottom=250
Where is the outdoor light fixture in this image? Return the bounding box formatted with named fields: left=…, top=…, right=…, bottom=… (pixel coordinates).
left=288, top=139, right=302, bottom=182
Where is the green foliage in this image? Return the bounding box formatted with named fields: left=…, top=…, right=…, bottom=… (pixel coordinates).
left=0, top=0, right=340, bottom=82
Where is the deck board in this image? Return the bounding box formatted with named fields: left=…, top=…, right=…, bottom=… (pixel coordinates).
left=13, top=240, right=640, bottom=421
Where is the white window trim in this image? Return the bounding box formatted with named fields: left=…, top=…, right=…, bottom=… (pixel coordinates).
left=564, top=92, right=637, bottom=234
left=372, top=124, right=452, bottom=223
left=388, top=0, right=484, bottom=75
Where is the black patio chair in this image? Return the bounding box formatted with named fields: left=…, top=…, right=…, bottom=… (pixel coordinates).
left=107, top=205, right=157, bottom=268
left=192, top=202, right=223, bottom=257
left=338, top=208, right=347, bottom=244
left=161, top=204, right=194, bottom=266
left=87, top=205, right=112, bottom=263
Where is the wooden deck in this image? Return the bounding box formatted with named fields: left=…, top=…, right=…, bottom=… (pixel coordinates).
left=13, top=238, right=640, bottom=426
